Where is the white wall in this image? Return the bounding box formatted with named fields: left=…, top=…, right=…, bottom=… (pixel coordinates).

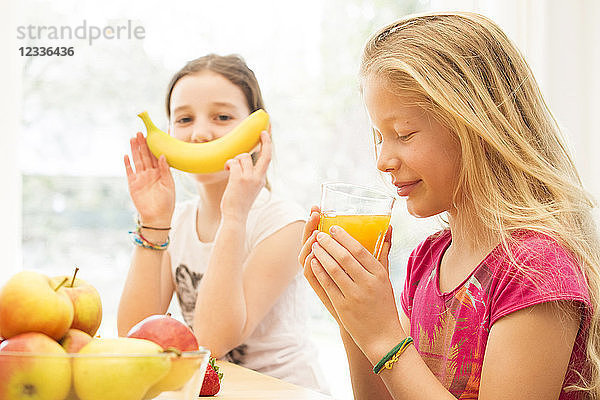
left=429, top=0, right=600, bottom=199
left=0, top=1, right=22, bottom=285
left=538, top=1, right=600, bottom=200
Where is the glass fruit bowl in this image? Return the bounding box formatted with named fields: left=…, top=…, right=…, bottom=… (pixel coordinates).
left=0, top=348, right=211, bottom=400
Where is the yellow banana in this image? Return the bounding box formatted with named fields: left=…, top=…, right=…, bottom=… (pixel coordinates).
left=137, top=109, right=269, bottom=174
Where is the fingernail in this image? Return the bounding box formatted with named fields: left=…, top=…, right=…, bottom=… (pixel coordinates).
left=330, top=226, right=338, bottom=234
left=316, top=232, right=328, bottom=241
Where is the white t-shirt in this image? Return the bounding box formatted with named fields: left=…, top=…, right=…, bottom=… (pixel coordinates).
left=168, top=188, right=330, bottom=394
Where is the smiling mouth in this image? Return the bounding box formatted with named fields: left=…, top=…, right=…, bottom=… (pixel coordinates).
left=395, top=180, right=420, bottom=196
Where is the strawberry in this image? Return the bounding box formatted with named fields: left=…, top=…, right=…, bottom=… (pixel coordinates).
left=199, top=357, right=223, bottom=396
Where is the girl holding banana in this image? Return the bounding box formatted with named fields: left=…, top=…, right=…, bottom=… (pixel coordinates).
left=117, top=54, right=329, bottom=394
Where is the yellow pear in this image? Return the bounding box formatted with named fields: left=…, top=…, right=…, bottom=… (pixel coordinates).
left=73, top=338, right=171, bottom=400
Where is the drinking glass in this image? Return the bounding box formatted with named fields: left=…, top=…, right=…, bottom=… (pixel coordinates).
left=318, top=182, right=395, bottom=258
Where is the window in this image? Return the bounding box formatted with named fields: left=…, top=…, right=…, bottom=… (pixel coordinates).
left=29, top=1, right=594, bottom=398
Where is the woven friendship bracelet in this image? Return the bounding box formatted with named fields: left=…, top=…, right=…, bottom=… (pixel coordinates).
left=129, top=228, right=170, bottom=251
left=373, top=336, right=414, bottom=375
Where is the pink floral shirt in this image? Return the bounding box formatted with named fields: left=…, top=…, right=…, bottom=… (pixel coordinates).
left=401, top=230, right=590, bottom=399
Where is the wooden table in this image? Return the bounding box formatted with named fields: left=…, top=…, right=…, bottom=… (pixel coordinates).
left=215, top=361, right=334, bottom=399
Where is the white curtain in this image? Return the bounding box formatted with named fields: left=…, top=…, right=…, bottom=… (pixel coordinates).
left=0, top=0, right=22, bottom=284
left=429, top=0, right=600, bottom=198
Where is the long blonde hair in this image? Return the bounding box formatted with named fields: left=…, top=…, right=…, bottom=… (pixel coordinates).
left=360, top=12, right=600, bottom=398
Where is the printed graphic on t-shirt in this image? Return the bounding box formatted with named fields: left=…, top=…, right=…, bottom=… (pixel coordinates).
left=415, top=269, right=489, bottom=399
left=404, top=230, right=590, bottom=400
left=174, top=263, right=248, bottom=365
left=224, top=344, right=248, bottom=365
left=174, top=263, right=203, bottom=324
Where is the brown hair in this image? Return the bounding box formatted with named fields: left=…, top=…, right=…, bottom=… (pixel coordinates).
left=165, top=53, right=266, bottom=118
left=165, top=54, right=272, bottom=190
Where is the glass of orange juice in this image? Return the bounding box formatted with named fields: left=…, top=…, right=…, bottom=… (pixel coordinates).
left=318, top=182, right=395, bottom=258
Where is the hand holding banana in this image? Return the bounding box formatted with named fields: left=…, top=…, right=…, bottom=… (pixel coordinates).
left=137, top=109, right=270, bottom=174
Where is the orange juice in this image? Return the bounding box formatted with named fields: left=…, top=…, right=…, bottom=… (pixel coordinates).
left=318, top=213, right=391, bottom=256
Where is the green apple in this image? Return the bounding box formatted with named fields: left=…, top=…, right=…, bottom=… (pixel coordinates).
left=73, top=337, right=171, bottom=400
left=0, top=332, right=71, bottom=400
left=53, top=268, right=103, bottom=337
left=0, top=271, right=74, bottom=340
left=59, top=329, right=93, bottom=353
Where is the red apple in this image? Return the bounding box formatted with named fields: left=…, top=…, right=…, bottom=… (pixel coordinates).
left=127, top=314, right=198, bottom=351
left=58, top=329, right=93, bottom=400
left=0, top=332, right=72, bottom=400
left=53, top=268, right=103, bottom=337
left=60, top=329, right=93, bottom=353
left=128, top=314, right=200, bottom=397
left=0, top=271, right=74, bottom=340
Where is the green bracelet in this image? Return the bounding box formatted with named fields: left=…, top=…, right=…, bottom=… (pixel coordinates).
left=372, top=336, right=414, bottom=375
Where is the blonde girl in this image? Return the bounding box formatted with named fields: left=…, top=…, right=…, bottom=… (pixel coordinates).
left=118, top=54, right=329, bottom=393
left=300, top=12, right=599, bottom=399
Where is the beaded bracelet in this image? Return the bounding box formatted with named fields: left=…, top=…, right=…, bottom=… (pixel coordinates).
left=372, top=336, right=414, bottom=375
left=129, top=227, right=170, bottom=251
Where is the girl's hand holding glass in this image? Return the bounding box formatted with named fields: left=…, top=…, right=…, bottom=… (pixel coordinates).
left=299, top=206, right=342, bottom=325
left=309, top=222, right=400, bottom=358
